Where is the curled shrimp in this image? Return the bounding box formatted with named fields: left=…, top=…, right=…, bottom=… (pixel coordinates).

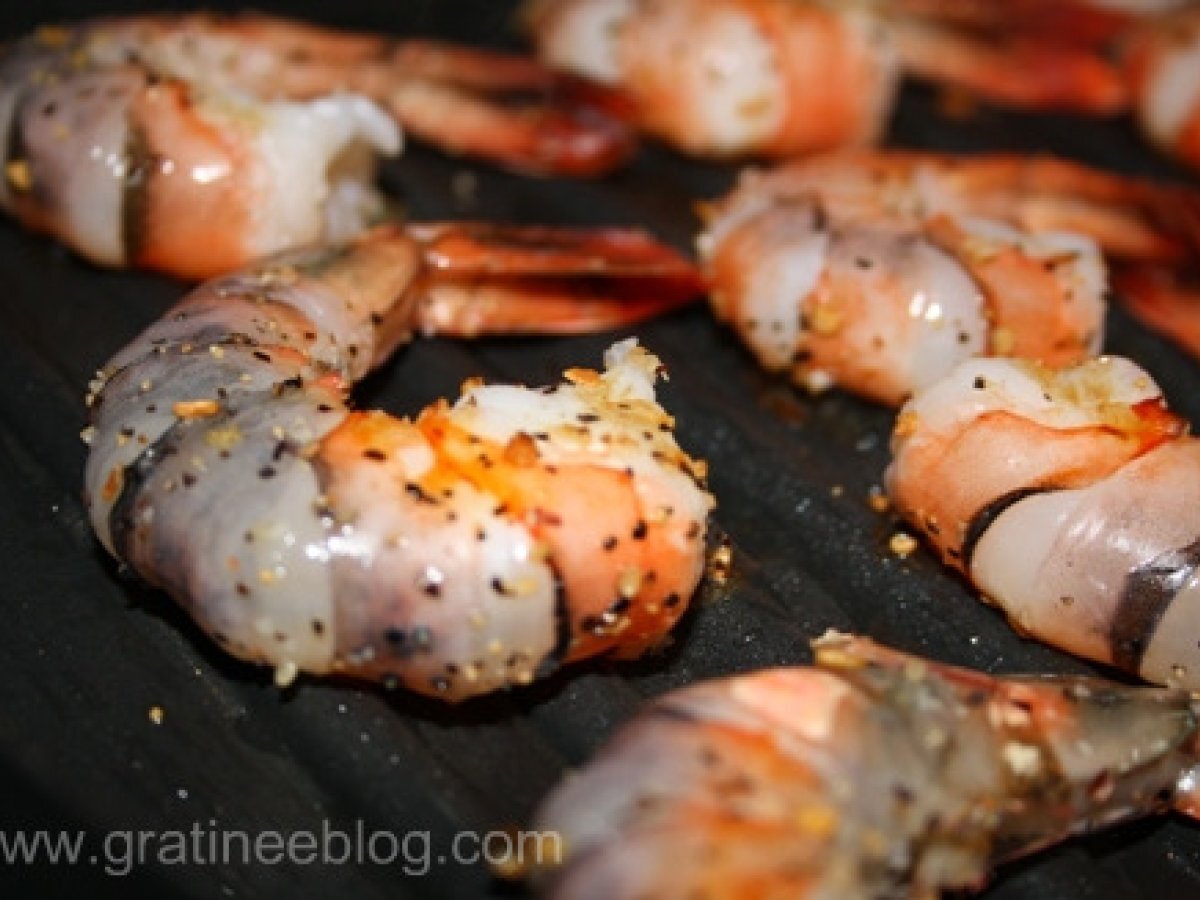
left=82, top=223, right=712, bottom=700
left=532, top=631, right=1200, bottom=899
left=0, top=13, right=635, bottom=278
left=885, top=353, right=1200, bottom=691
left=698, top=151, right=1115, bottom=405
left=524, top=0, right=1129, bottom=160
left=698, top=150, right=1200, bottom=401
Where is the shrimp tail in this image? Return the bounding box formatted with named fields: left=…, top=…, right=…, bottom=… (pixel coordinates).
left=383, top=41, right=638, bottom=177
left=407, top=223, right=704, bottom=336
left=1102, top=173, right=1200, bottom=359
left=892, top=0, right=1142, bottom=49
left=813, top=633, right=1200, bottom=865
left=894, top=21, right=1129, bottom=115
left=1114, top=264, right=1200, bottom=359
left=532, top=632, right=1200, bottom=898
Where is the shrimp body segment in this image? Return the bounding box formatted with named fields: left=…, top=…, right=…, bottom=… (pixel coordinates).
left=533, top=632, right=1200, bottom=899
left=0, top=14, right=637, bottom=278
left=83, top=225, right=711, bottom=700
left=698, top=153, right=1108, bottom=405
left=885, top=355, right=1200, bottom=690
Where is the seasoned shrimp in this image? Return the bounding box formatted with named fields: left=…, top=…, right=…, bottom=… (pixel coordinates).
left=699, top=151, right=1114, bottom=405
left=0, top=13, right=635, bottom=278
left=524, top=0, right=1129, bottom=160
left=533, top=632, right=1200, bottom=899
left=885, top=354, right=1200, bottom=691
left=82, top=223, right=711, bottom=700
left=699, top=150, right=1200, bottom=400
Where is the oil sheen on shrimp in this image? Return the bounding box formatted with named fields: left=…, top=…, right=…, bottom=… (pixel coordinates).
left=885, top=354, right=1200, bottom=690
left=525, top=0, right=1128, bottom=160
left=532, top=632, right=1200, bottom=899
left=699, top=152, right=1108, bottom=405
left=82, top=223, right=711, bottom=700
left=0, top=13, right=635, bottom=278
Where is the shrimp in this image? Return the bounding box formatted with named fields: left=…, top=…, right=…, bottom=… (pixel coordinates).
left=698, top=150, right=1200, bottom=401
left=884, top=353, right=1200, bottom=691
left=910, top=3, right=1200, bottom=178
left=1125, top=5, right=1200, bottom=172
left=524, top=0, right=1129, bottom=160
left=532, top=631, right=1200, bottom=899
left=0, top=13, right=636, bottom=279
left=699, top=151, right=1115, bottom=405
left=524, top=0, right=901, bottom=158
left=81, top=223, right=712, bottom=700
left=904, top=3, right=1200, bottom=177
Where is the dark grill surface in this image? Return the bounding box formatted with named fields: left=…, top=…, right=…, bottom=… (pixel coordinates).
left=3, top=1, right=1200, bottom=897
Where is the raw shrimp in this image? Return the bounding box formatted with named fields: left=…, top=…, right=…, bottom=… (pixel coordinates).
left=82, top=223, right=712, bottom=701
left=699, top=151, right=1115, bottom=405
left=532, top=632, right=1200, bottom=899
left=0, top=13, right=635, bottom=278
left=524, top=0, right=1129, bottom=160
left=885, top=353, right=1200, bottom=691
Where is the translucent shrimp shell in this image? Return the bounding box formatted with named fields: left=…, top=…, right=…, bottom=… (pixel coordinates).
left=533, top=633, right=1200, bottom=898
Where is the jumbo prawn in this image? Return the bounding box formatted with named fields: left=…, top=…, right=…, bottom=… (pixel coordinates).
left=82, top=223, right=711, bottom=700
left=532, top=632, right=1200, bottom=899
left=886, top=353, right=1200, bottom=691
left=0, top=13, right=635, bottom=278
left=700, top=150, right=1200, bottom=403
left=525, top=0, right=1131, bottom=160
